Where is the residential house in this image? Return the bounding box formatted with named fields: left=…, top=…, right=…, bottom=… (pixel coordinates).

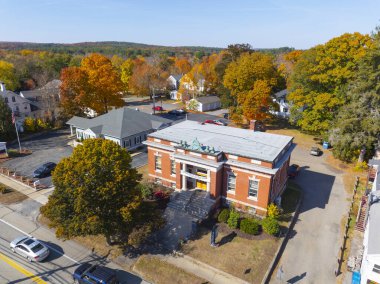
left=360, top=157, right=380, bottom=284
left=167, top=74, right=182, bottom=100
left=188, top=96, right=221, bottom=112
left=0, top=82, right=38, bottom=124
left=143, top=120, right=294, bottom=216
left=270, top=89, right=290, bottom=118
left=67, top=107, right=172, bottom=151
left=20, top=79, right=61, bottom=120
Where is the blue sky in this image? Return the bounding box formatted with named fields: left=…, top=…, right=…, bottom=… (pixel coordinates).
left=0, top=0, right=379, bottom=49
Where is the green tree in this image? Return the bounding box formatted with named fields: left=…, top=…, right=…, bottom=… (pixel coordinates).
left=288, top=32, right=374, bottom=133
left=0, top=60, right=20, bottom=90
left=329, top=31, right=380, bottom=162
left=40, top=139, right=142, bottom=244
left=0, top=98, right=15, bottom=140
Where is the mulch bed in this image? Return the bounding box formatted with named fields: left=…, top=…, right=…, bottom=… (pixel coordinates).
left=217, top=222, right=277, bottom=241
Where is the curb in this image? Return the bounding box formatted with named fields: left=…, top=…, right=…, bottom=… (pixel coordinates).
left=261, top=189, right=304, bottom=284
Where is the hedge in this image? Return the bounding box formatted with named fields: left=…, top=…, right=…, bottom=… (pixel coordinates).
left=218, top=208, right=230, bottom=223
left=240, top=218, right=260, bottom=235
left=262, top=217, right=280, bottom=235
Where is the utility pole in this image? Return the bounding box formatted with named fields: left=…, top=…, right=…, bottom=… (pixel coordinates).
left=152, top=87, right=156, bottom=115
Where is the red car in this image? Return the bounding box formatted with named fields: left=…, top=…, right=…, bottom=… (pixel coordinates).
left=152, top=106, right=164, bottom=111
left=204, top=119, right=218, bottom=125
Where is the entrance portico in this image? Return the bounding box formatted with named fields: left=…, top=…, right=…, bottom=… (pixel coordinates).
left=180, top=162, right=211, bottom=192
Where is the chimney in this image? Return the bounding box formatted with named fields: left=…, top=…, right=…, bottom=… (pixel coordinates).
left=0, top=82, right=5, bottom=93
left=249, top=120, right=257, bottom=131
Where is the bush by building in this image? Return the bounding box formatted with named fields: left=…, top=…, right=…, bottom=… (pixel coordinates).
left=262, top=217, right=280, bottom=235
left=218, top=208, right=230, bottom=223
left=240, top=218, right=260, bottom=235
left=227, top=209, right=240, bottom=229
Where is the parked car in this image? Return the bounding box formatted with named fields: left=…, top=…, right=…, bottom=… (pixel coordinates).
left=310, top=147, right=322, bottom=156
left=168, top=109, right=187, bottom=116
left=213, top=119, right=227, bottom=126
left=152, top=106, right=164, bottom=111
left=204, top=119, right=218, bottom=125
left=10, top=236, right=50, bottom=262
left=33, top=162, right=57, bottom=178
left=288, top=164, right=300, bottom=178
left=73, top=263, right=119, bottom=284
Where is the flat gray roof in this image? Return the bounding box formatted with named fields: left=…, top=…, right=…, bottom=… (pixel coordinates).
left=149, top=120, right=293, bottom=162
left=368, top=198, right=380, bottom=254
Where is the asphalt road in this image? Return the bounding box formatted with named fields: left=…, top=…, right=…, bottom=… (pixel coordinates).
left=271, top=146, right=348, bottom=283
left=0, top=204, right=147, bottom=284
left=4, top=129, right=73, bottom=187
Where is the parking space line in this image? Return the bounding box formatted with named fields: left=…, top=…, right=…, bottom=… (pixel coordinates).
left=0, top=252, right=47, bottom=284
left=0, top=218, right=79, bottom=264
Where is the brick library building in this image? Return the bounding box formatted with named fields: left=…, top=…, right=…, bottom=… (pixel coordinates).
left=143, top=120, right=294, bottom=216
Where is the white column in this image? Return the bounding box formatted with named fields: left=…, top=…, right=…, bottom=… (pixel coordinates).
left=206, top=169, right=211, bottom=193
left=70, top=125, right=73, bottom=136
left=182, top=163, right=187, bottom=191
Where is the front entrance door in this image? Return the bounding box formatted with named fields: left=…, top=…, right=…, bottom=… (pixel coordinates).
left=196, top=169, right=207, bottom=190
left=196, top=180, right=207, bottom=190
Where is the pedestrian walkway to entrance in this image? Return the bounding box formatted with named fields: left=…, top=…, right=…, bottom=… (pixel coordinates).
left=153, top=190, right=215, bottom=251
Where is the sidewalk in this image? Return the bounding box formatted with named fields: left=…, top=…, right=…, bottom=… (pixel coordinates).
left=0, top=173, right=52, bottom=204
left=159, top=253, right=249, bottom=284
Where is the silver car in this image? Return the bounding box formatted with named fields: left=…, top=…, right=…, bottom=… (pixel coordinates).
left=10, top=236, right=50, bottom=262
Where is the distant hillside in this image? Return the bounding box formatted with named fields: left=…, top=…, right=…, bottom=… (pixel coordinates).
left=0, top=41, right=294, bottom=57
left=0, top=41, right=223, bottom=57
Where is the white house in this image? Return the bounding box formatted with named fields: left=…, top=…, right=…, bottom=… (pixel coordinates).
left=271, top=89, right=290, bottom=118
left=167, top=74, right=182, bottom=100
left=0, top=82, right=38, bottom=119
left=187, top=96, right=221, bottom=112
left=66, top=107, right=172, bottom=151
left=360, top=158, right=380, bottom=283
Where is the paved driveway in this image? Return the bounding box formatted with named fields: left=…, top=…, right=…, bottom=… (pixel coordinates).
left=3, top=129, right=73, bottom=187
left=271, top=147, right=349, bottom=283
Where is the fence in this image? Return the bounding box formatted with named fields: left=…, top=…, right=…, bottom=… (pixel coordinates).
left=0, top=166, right=46, bottom=190
left=335, top=176, right=360, bottom=276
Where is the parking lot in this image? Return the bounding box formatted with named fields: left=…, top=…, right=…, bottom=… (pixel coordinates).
left=3, top=129, right=73, bottom=187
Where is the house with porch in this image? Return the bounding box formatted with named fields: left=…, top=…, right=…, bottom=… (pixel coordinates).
left=67, top=107, right=172, bottom=151
left=143, top=120, right=294, bottom=216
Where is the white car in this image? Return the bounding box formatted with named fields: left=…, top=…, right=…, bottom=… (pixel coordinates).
left=10, top=236, right=50, bottom=262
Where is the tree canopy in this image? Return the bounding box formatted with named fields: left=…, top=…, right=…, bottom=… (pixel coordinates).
left=0, top=60, right=20, bottom=90
left=329, top=32, right=380, bottom=162
left=60, top=53, right=124, bottom=116
left=0, top=98, right=15, bottom=141
left=40, top=139, right=142, bottom=244
left=223, top=52, right=280, bottom=122
left=288, top=32, right=374, bottom=133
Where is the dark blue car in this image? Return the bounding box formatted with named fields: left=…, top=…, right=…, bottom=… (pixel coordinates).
left=33, top=162, right=56, bottom=178
left=73, top=263, right=119, bottom=284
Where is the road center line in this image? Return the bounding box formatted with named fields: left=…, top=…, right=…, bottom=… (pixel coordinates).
left=0, top=252, right=47, bottom=284
left=0, top=218, right=79, bottom=264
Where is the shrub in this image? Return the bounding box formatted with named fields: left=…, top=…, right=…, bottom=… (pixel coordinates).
left=218, top=208, right=230, bottom=223
left=267, top=203, right=280, bottom=219
left=0, top=184, right=8, bottom=194
left=128, top=225, right=152, bottom=248
left=262, top=217, right=280, bottom=235
left=24, top=117, right=37, bottom=132
left=154, top=190, right=168, bottom=200
left=227, top=209, right=240, bottom=229
left=138, top=182, right=154, bottom=199
left=354, top=161, right=368, bottom=172
left=240, top=218, right=260, bottom=235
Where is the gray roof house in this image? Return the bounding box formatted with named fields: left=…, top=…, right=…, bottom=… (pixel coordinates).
left=67, top=107, right=172, bottom=150
left=188, top=96, right=221, bottom=112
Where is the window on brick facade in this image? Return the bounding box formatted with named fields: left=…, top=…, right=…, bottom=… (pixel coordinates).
left=170, top=159, right=176, bottom=175
left=155, top=155, right=162, bottom=171
left=248, top=179, right=259, bottom=198
left=154, top=178, right=162, bottom=184
left=227, top=173, right=236, bottom=192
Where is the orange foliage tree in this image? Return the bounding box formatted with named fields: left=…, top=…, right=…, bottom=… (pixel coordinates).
left=60, top=54, right=124, bottom=116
